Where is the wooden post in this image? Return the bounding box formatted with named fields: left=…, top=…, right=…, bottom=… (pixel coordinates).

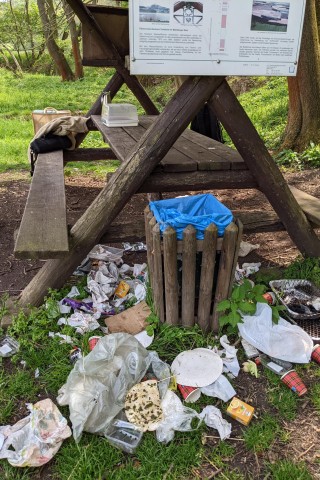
left=75, top=72, right=125, bottom=148
left=65, top=0, right=159, bottom=116
left=144, top=207, right=154, bottom=289
left=208, top=80, right=320, bottom=257
left=152, top=223, right=165, bottom=323
left=19, top=76, right=225, bottom=307
left=228, top=218, right=243, bottom=298
left=211, top=222, right=238, bottom=332
left=181, top=225, right=196, bottom=327
left=197, top=224, right=218, bottom=333
left=163, top=227, right=179, bottom=325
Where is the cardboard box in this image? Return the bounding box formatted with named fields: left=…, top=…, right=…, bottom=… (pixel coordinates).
left=227, top=397, right=254, bottom=426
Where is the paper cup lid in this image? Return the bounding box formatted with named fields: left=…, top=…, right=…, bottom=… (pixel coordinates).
left=171, top=348, right=223, bottom=387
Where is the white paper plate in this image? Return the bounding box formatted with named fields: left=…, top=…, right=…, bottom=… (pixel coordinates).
left=171, top=348, right=223, bottom=387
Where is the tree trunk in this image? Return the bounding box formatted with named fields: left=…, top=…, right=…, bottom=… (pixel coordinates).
left=281, top=0, right=320, bottom=151
left=62, top=0, right=83, bottom=79
left=37, top=0, right=75, bottom=81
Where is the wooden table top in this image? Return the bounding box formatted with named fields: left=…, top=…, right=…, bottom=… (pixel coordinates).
left=91, top=115, right=247, bottom=173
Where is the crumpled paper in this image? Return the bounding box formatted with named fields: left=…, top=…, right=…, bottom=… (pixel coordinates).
left=58, top=312, right=100, bottom=334
left=0, top=399, right=71, bottom=467
left=214, top=335, right=240, bottom=378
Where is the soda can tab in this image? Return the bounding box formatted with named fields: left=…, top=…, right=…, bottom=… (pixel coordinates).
left=114, top=280, right=130, bottom=298
left=69, top=347, right=82, bottom=364
left=88, top=336, right=101, bottom=351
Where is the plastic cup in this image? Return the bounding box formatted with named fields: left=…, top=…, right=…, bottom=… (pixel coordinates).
left=311, top=345, right=320, bottom=365
left=280, top=370, right=307, bottom=396
left=177, top=384, right=201, bottom=403
left=88, top=336, right=101, bottom=351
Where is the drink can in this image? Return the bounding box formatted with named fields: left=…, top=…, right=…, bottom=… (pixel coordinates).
left=69, top=347, right=82, bottom=364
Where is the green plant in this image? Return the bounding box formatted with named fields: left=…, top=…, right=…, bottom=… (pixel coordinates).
left=284, top=257, right=320, bottom=287
left=244, top=414, right=280, bottom=452
left=217, top=280, right=285, bottom=334
left=268, top=460, right=313, bottom=480
left=145, top=311, right=160, bottom=336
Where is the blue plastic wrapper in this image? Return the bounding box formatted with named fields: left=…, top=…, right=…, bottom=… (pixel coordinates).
left=149, top=194, right=233, bottom=240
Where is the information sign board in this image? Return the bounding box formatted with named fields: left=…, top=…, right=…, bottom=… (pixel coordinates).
left=129, top=0, right=306, bottom=76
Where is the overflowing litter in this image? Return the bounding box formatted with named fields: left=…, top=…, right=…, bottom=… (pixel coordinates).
left=0, top=399, right=71, bottom=467
left=2, top=193, right=320, bottom=467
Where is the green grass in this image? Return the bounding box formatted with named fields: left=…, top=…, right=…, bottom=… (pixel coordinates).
left=268, top=460, right=313, bottom=480
left=244, top=414, right=280, bottom=452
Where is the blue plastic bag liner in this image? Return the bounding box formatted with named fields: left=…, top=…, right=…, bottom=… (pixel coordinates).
left=149, top=194, right=233, bottom=240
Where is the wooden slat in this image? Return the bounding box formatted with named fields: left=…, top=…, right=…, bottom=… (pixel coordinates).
left=211, top=222, right=239, bottom=332
left=140, top=116, right=228, bottom=171
left=152, top=223, right=165, bottom=323
left=14, top=151, right=69, bottom=259
left=137, top=170, right=258, bottom=192
left=228, top=218, right=243, bottom=297
left=144, top=207, right=154, bottom=288
left=124, top=122, right=197, bottom=172
left=180, top=125, right=247, bottom=171
left=197, top=224, right=218, bottom=333
left=181, top=225, right=197, bottom=327
left=91, top=115, right=135, bottom=160
left=163, top=227, right=179, bottom=325
left=289, top=186, right=320, bottom=226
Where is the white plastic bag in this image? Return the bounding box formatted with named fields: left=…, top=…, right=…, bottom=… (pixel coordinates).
left=0, top=399, right=71, bottom=467
left=57, top=333, right=151, bottom=442
left=200, top=374, right=236, bottom=402
left=199, top=406, right=232, bottom=440
left=238, top=303, right=313, bottom=363
left=156, top=391, right=202, bottom=444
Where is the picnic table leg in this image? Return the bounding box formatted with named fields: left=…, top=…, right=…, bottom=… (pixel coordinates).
left=76, top=71, right=125, bottom=147
left=18, top=76, right=225, bottom=307
left=208, top=80, right=320, bottom=257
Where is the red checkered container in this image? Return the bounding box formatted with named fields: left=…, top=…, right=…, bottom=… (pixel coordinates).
left=177, top=384, right=201, bottom=403
left=311, top=345, right=320, bottom=365
left=281, top=370, right=307, bottom=397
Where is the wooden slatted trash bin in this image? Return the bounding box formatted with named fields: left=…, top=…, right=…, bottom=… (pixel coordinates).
left=145, top=206, right=243, bottom=333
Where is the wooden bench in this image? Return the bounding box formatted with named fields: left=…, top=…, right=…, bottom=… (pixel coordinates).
left=289, top=186, right=320, bottom=227
left=14, top=151, right=69, bottom=259
left=14, top=119, right=319, bottom=260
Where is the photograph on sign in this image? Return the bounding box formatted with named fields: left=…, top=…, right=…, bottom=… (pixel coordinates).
left=251, top=1, right=290, bottom=32
left=129, top=0, right=306, bottom=76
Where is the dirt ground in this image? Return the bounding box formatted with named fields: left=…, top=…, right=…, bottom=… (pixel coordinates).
left=0, top=169, right=320, bottom=479
left=0, top=168, right=319, bottom=295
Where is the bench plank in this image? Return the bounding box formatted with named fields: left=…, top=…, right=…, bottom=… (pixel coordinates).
left=289, top=186, right=320, bottom=227
left=123, top=122, right=197, bottom=172
left=14, top=151, right=69, bottom=259
left=139, top=116, right=230, bottom=171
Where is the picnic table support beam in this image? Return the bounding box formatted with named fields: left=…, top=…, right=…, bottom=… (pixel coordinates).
left=18, top=76, right=224, bottom=307
left=75, top=71, right=125, bottom=147
left=65, top=0, right=159, bottom=116
left=208, top=80, right=320, bottom=257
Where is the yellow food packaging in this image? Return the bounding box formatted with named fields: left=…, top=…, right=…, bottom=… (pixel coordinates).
left=227, top=397, right=254, bottom=426
left=114, top=280, right=130, bottom=298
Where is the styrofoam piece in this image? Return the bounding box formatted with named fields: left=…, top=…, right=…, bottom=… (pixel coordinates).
left=171, top=348, right=223, bottom=387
